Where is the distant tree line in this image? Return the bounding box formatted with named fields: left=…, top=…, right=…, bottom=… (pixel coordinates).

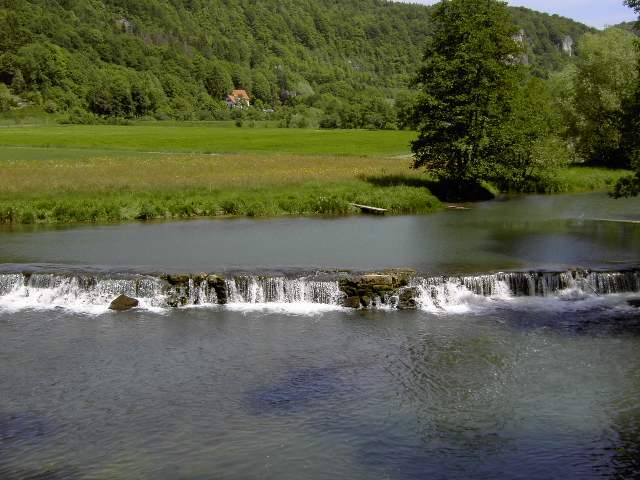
left=0, top=0, right=593, bottom=127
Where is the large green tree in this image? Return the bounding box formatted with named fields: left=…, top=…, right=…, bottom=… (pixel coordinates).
left=614, top=0, right=640, bottom=197
left=571, top=28, right=638, bottom=168
left=410, top=0, right=522, bottom=188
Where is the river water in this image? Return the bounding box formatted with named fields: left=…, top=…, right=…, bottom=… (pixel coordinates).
left=1, top=192, right=639, bottom=479
left=0, top=192, right=638, bottom=273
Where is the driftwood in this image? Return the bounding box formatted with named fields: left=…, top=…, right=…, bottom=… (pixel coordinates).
left=592, top=218, right=640, bottom=224
left=349, top=203, right=388, bottom=215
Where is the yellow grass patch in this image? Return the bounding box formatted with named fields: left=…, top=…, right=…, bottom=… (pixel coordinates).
left=0, top=152, right=419, bottom=195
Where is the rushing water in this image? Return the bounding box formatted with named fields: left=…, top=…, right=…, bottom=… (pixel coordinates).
left=0, top=192, right=639, bottom=479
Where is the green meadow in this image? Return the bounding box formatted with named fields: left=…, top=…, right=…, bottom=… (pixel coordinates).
left=0, top=124, right=414, bottom=157
left=0, top=124, right=629, bottom=225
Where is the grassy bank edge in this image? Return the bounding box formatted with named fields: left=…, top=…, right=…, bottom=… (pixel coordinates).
left=0, top=182, right=442, bottom=225
left=0, top=166, right=629, bottom=226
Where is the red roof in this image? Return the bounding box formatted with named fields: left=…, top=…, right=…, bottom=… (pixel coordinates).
left=230, top=89, right=250, bottom=100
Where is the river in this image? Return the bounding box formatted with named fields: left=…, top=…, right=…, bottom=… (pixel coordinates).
left=0, top=192, right=639, bottom=479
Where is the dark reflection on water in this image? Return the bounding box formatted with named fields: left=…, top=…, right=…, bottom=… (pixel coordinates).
left=0, top=466, right=80, bottom=480
left=0, top=412, right=51, bottom=442
left=498, top=308, right=640, bottom=337
left=247, top=367, right=347, bottom=414
left=611, top=401, right=640, bottom=479
left=1, top=307, right=640, bottom=479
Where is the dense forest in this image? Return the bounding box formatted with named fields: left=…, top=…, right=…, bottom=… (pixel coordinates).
left=0, top=0, right=594, bottom=127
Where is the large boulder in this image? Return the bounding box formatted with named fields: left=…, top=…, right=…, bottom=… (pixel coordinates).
left=109, top=294, right=139, bottom=311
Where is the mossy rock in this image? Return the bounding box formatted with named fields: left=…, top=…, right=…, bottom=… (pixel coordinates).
left=344, top=296, right=361, bottom=309
left=206, top=274, right=225, bottom=287
left=207, top=275, right=228, bottom=304
left=165, top=274, right=191, bottom=285
left=360, top=274, right=393, bottom=286
left=372, top=284, right=394, bottom=292
left=341, top=286, right=358, bottom=297
left=192, top=272, right=209, bottom=283
left=398, top=287, right=419, bottom=310
left=166, top=294, right=188, bottom=308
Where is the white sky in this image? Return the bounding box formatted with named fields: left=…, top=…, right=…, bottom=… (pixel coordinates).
left=395, top=1, right=637, bottom=29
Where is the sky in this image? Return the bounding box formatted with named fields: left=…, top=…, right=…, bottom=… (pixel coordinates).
left=396, top=1, right=637, bottom=29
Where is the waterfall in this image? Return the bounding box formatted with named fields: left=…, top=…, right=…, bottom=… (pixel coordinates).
left=0, top=269, right=637, bottom=313
left=224, top=276, right=343, bottom=305
left=408, top=270, right=640, bottom=313
left=0, top=273, right=167, bottom=313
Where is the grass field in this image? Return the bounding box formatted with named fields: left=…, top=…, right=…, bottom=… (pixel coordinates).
left=0, top=144, right=440, bottom=224
left=0, top=124, right=414, bottom=157
left=0, top=124, right=630, bottom=225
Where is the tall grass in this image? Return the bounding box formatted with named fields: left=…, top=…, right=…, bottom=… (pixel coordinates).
left=0, top=149, right=439, bottom=224
left=0, top=137, right=629, bottom=225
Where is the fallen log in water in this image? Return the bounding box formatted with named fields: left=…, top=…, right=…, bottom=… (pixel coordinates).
left=349, top=203, right=388, bottom=215
left=447, top=205, right=470, bottom=210
left=592, top=218, right=640, bottom=224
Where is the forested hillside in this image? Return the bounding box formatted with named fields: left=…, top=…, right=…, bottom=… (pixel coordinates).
left=0, top=0, right=594, bottom=126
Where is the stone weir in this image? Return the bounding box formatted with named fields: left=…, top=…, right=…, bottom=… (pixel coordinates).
left=0, top=269, right=639, bottom=312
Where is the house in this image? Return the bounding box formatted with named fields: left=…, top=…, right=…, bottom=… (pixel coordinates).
left=226, top=89, right=251, bottom=108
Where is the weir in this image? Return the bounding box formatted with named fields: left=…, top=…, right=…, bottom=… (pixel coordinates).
left=0, top=269, right=638, bottom=313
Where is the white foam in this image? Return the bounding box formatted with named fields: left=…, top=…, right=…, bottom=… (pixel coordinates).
left=0, top=273, right=167, bottom=315
left=224, top=302, right=346, bottom=315
left=0, top=271, right=637, bottom=316
left=411, top=276, right=638, bottom=315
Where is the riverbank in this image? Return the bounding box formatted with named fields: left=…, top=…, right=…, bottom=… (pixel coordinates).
left=0, top=152, right=629, bottom=224
left=0, top=124, right=631, bottom=225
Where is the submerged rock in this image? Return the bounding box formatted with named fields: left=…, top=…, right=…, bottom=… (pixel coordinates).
left=628, top=299, right=640, bottom=308
left=247, top=367, right=345, bottom=414
left=109, top=294, right=139, bottom=311
left=0, top=412, right=49, bottom=441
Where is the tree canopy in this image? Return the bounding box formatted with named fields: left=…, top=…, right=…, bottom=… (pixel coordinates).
left=614, top=0, right=640, bottom=196
left=0, top=0, right=594, bottom=124
left=410, top=0, right=523, bottom=188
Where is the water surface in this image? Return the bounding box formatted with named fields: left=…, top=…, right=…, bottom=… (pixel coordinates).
left=1, top=307, right=639, bottom=479
left=1, top=192, right=639, bottom=479
left=0, top=193, right=638, bottom=273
